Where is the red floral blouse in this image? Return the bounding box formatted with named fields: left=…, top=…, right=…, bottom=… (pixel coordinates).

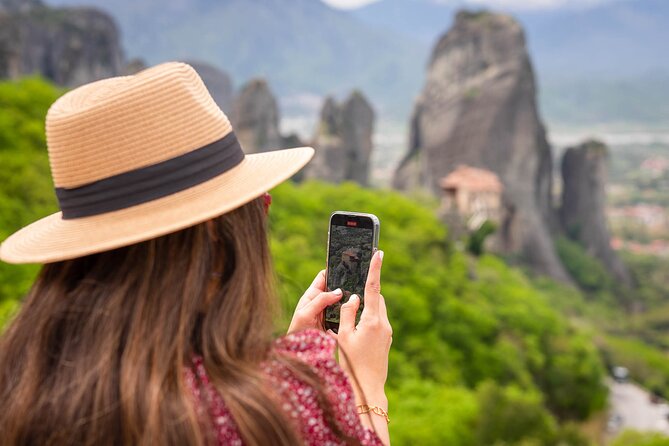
left=184, top=329, right=384, bottom=445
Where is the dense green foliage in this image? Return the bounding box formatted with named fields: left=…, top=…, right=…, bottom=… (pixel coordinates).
left=552, top=230, right=669, bottom=400
left=600, top=336, right=669, bottom=398
left=467, top=220, right=497, bottom=256
left=0, top=78, right=61, bottom=327
left=623, top=253, right=669, bottom=313
left=554, top=237, right=614, bottom=294
left=611, top=430, right=669, bottom=446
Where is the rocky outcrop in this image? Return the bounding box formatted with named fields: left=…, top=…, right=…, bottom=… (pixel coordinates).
left=232, top=78, right=283, bottom=153
left=232, top=78, right=305, bottom=154
left=0, top=0, right=40, bottom=13
left=123, top=58, right=146, bottom=75
left=186, top=60, right=234, bottom=115
left=560, top=140, right=631, bottom=285
left=0, top=0, right=124, bottom=86
left=393, top=10, right=569, bottom=281
left=306, top=91, right=375, bottom=185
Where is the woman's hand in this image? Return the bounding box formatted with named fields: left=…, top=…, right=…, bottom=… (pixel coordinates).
left=336, top=250, right=392, bottom=406
left=287, top=270, right=343, bottom=334
left=335, top=250, right=391, bottom=445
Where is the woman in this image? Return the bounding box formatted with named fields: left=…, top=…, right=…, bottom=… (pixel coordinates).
left=0, top=62, right=392, bottom=445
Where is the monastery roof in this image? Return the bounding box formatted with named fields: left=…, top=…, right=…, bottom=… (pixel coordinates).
left=439, top=165, right=503, bottom=193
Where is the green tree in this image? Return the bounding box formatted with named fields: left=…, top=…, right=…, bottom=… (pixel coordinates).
left=0, top=78, right=61, bottom=320
left=612, top=430, right=669, bottom=446
left=475, top=381, right=557, bottom=446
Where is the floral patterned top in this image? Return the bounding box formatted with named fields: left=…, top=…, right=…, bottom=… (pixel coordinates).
left=184, top=329, right=384, bottom=446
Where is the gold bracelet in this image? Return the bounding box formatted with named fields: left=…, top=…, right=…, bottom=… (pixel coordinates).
left=357, top=404, right=390, bottom=424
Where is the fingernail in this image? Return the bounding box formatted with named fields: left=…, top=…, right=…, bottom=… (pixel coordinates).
left=333, top=288, right=342, bottom=295
left=379, top=250, right=384, bottom=260
left=348, top=294, right=359, bottom=303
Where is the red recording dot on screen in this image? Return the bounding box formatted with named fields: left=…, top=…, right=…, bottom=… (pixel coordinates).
left=347, top=221, right=358, bottom=227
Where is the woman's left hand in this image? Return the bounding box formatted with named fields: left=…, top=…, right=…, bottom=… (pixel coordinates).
left=288, top=270, right=343, bottom=334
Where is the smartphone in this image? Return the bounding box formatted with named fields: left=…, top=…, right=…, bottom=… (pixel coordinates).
left=323, top=211, right=380, bottom=333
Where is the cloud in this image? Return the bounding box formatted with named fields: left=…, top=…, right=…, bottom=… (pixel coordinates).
left=463, top=0, right=610, bottom=10
left=324, top=0, right=615, bottom=11
left=321, top=0, right=381, bottom=9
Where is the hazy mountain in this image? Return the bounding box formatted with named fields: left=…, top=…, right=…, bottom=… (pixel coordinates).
left=350, top=0, right=456, bottom=45
left=353, top=0, right=669, bottom=127
left=353, top=0, right=669, bottom=80
left=541, top=71, right=669, bottom=127
left=45, top=0, right=428, bottom=117
left=42, top=0, right=669, bottom=126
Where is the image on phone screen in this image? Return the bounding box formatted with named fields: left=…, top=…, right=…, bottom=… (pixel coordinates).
left=325, top=217, right=375, bottom=331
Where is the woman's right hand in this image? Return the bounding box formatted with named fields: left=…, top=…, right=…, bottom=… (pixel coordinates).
left=335, top=250, right=392, bottom=408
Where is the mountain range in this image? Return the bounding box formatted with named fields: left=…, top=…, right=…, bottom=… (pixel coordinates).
left=44, top=0, right=669, bottom=126
left=46, top=0, right=427, bottom=118
left=353, top=0, right=669, bottom=80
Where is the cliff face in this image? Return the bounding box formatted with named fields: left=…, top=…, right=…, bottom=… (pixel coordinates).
left=0, top=0, right=124, bottom=86
left=560, top=140, right=632, bottom=285
left=0, top=0, right=38, bottom=12
left=232, top=78, right=283, bottom=154
left=393, top=10, right=568, bottom=281
left=306, top=91, right=375, bottom=185
left=186, top=60, right=234, bottom=115
left=232, top=78, right=305, bottom=155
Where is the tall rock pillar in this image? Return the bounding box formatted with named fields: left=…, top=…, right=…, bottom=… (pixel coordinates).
left=306, top=90, right=374, bottom=185
left=393, top=10, right=569, bottom=281
left=560, top=140, right=631, bottom=286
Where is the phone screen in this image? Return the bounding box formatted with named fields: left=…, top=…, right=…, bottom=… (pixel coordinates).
left=324, top=213, right=375, bottom=332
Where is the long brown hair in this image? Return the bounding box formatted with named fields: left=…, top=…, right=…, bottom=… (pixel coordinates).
left=0, top=197, right=358, bottom=445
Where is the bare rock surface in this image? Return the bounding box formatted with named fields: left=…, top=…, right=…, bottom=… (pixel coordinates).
left=186, top=60, right=234, bottom=115
left=393, top=10, right=568, bottom=281
left=560, top=140, right=632, bottom=285
left=0, top=0, right=124, bottom=86
left=233, top=78, right=283, bottom=154
left=307, top=90, right=374, bottom=185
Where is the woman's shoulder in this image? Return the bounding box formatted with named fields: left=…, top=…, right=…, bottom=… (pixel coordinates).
left=267, top=329, right=383, bottom=446
left=272, top=329, right=336, bottom=364
left=184, top=331, right=383, bottom=445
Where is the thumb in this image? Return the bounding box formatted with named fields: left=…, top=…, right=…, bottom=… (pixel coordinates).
left=303, top=289, right=343, bottom=318
left=339, top=294, right=360, bottom=334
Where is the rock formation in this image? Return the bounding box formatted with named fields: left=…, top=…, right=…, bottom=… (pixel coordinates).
left=186, top=60, right=234, bottom=115
left=560, top=140, right=631, bottom=285
left=123, top=58, right=146, bottom=75
left=0, top=0, right=39, bottom=13
left=393, top=10, right=569, bottom=281
left=306, top=91, right=375, bottom=185
left=0, top=0, right=124, bottom=86
left=232, top=78, right=305, bottom=155
left=232, top=78, right=283, bottom=153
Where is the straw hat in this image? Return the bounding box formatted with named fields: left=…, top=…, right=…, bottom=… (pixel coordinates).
left=0, top=62, right=314, bottom=264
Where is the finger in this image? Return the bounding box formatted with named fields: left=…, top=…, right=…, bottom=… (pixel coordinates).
left=303, top=270, right=327, bottom=301
left=363, top=250, right=383, bottom=315
left=378, top=294, right=392, bottom=336
left=303, top=289, right=343, bottom=318
left=339, top=294, right=360, bottom=334
left=378, top=294, right=389, bottom=323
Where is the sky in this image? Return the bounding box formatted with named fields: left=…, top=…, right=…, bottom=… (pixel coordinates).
left=322, top=0, right=616, bottom=10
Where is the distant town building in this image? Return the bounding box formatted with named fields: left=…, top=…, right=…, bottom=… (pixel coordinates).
left=611, top=237, right=669, bottom=258
left=640, top=156, right=669, bottom=178
left=439, top=165, right=504, bottom=231
left=608, top=204, right=667, bottom=231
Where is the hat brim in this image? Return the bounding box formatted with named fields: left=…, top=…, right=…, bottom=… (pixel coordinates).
left=0, top=146, right=314, bottom=264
